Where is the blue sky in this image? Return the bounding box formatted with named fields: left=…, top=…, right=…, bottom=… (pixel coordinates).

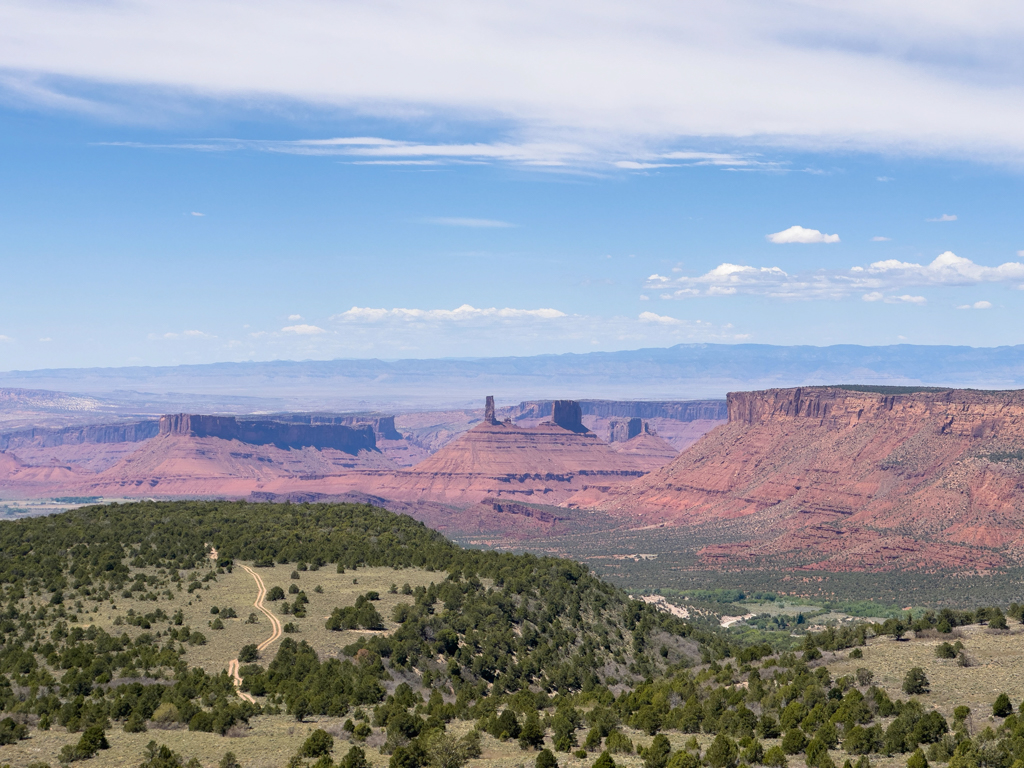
left=2, top=1, right=1024, bottom=369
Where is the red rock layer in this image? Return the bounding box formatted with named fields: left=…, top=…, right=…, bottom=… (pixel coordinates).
left=609, top=433, right=679, bottom=471
left=575, top=387, right=1024, bottom=571
left=350, top=421, right=654, bottom=505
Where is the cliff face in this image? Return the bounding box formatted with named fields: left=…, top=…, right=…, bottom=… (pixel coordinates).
left=576, top=387, right=1024, bottom=572
left=508, top=399, right=727, bottom=422
left=159, top=414, right=377, bottom=455
left=0, top=421, right=160, bottom=450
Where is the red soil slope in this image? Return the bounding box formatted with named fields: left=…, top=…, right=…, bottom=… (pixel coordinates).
left=573, top=387, right=1024, bottom=571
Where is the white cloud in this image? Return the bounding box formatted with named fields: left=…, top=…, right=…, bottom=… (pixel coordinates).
left=958, top=300, right=993, bottom=309
left=877, top=176, right=894, bottom=182
left=281, top=324, right=326, bottom=334
left=652, top=251, right=1024, bottom=300
left=871, top=236, right=891, bottom=241
left=190, top=211, right=205, bottom=217
left=38, top=337, right=52, bottom=342
left=887, top=294, right=927, bottom=304
left=423, top=217, right=514, bottom=228
left=638, top=311, right=683, bottom=325
left=927, top=214, right=957, bottom=222
left=10, top=4, right=1024, bottom=164
left=868, top=251, right=1024, bottom=285
left=766, top=226, right=839, bottom=244
left=334, top=304, right=566, bottom=322
left=287, top=314, right=303, bottom=321
left=0, top=335, right=11, bottom=342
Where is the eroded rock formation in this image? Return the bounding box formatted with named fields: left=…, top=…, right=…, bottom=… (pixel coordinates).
left=574, top=386, right=1024, bottom=571
left=159, top=414, right=376, bottom=454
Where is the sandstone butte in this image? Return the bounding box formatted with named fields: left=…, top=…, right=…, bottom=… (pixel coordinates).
left=0, top=398, right=675, bottom=504
left=569, top=386, right=1024, bottom=572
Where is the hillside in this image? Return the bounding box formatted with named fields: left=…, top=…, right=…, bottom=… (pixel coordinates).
left=5, top=502, right=1024, bottom=768
left=574, top=386, right=1024, bottom=572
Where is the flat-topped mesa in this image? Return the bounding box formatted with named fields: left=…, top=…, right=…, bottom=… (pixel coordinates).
left=551, top=400, right=588, bottom=433
left=727, top=386, right=1024, bottom=438
left=158, top=414, right=377, bottom=454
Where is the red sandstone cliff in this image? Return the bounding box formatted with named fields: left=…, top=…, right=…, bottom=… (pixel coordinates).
left=572, top=387, right=1024, bottom=571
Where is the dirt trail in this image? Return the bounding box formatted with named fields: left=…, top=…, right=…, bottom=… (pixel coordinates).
left=225, top=563, right=284, bottom=703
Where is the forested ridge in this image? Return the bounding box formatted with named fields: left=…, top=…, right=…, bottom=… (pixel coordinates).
left=0, top=502, right=1022, bottom=768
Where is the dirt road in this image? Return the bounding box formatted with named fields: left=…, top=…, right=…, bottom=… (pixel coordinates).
left=226, top=564, right=284, bottom=703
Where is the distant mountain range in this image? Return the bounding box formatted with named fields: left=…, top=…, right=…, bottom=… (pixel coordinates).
left=3, top=343, right=1024, bottom=410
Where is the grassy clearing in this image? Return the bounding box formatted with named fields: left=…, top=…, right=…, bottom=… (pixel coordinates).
left=827, top=620, right=1024, bottom=723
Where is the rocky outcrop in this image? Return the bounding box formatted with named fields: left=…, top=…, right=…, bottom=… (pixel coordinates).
left=159, top=414, right=377, bottom=455
left=575, top=386, right=1024, bottom=572
left=609, top=418, right=642, bottom=443
left=484, top=396, right=498, bottom=425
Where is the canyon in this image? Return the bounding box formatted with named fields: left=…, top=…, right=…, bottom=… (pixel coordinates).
left=4, top=385, right=1023, bottom=576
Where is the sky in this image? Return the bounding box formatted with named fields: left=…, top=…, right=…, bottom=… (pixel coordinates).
left=2, top=0, right=1024, bottom=370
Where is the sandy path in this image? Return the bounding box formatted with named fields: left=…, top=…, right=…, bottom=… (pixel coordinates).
left=226, top=564, right=284, bottom=703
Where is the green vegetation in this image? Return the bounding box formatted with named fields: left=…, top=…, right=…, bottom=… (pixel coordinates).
left=4, top=500, right=1024, bottom=768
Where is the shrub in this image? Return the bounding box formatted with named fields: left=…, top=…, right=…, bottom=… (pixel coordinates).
left=994, top=693, right=1013, bottom=718
left=267, top=586, right=285, bottom=601
left=849, top=649, right=863, bottom=659
left=855, top=668, right=873, bottom=686
left=668, top=752, right=700, bottom=768
left=341, top=746, right=371, bottom=768
left=592, top=751, right=617, bottom=768
left=537, top=750, right=559, bottom=768
left=220, top=753, right=241, bottom=768
left=764, top=746, right=788, bottom=768
left=645, top=735, right=672, bottom=768
left=783, top=729, right=808, bottom=755
left=151, top=703, right=182, bottom=724
left=903, top=668, right=930, bottom=695
left=935, top=643, right=956, bottom=659
left=907, top=748, right=928, bottom=768
left=301, top=729, right=335, bottom=758
left=0, top=717, right=29, bottom=745
left=706, top=735, right=739, bottom=768
left=606, top=731, right=634, bottom=755
left=239, top=644, right=259, bottom=663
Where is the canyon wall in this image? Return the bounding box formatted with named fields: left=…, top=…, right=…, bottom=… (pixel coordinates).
left=0, top=421, right=160, bottom=450
left=508, top=399, right=728, bottom=422
left=159, top=414, right=377, bottom=454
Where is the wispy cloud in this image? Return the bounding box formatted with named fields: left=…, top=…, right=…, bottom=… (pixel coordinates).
left=871, top=236, right=891, bottom=242
left=648, top=251, right=1024, bottom=300
left=281, top=324, right=326, bottom=335
left=927, top=214, right=958, bottom=222
left=190, top=211, right=205, bottom=217
left=9, top=3, right=1024, bottom=162
left=287, top=314, right=303, bottom=321
left=152, top=330, right=215, bottom=339
left=334, top=305, right=566, bottom=322
left=863, top=293, right=926, bottom=305
left=423, top=217, right=515, bottom=228
left=766, top=225, right=839, bottom=244
left=0, top=335, right=12, bottom=342
left=957, top=300, right=993, bottom=310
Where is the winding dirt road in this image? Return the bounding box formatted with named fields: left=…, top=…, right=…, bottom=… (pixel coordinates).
left=226, top=564, right=284, bottom=703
